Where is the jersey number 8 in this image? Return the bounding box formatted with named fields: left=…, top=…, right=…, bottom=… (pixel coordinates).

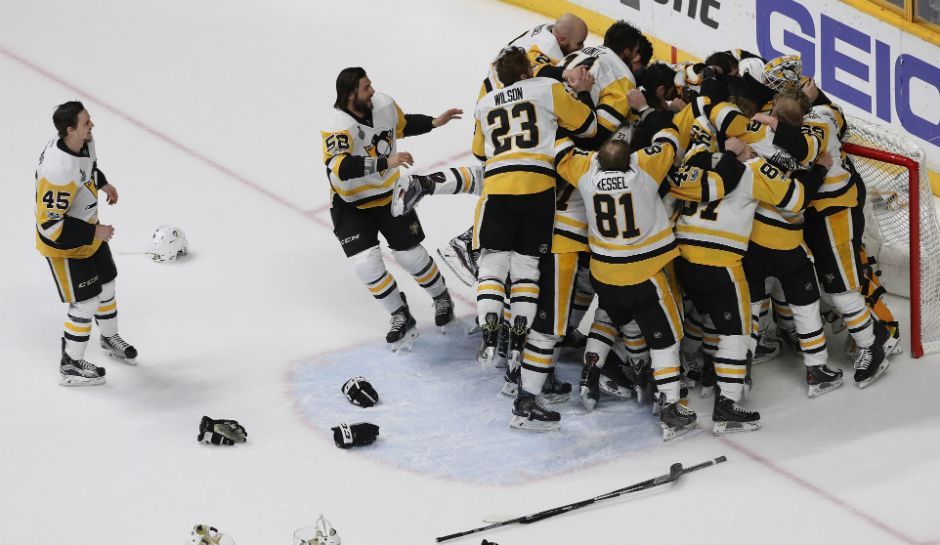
left=487, top=102, right=539, bottom=155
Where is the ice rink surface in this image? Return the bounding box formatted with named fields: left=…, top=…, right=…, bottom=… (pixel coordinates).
left=2, top=1, right=940, bottom=544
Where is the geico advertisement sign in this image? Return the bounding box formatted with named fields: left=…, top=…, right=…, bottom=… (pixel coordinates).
left=757, top=0, right=939, bottom=158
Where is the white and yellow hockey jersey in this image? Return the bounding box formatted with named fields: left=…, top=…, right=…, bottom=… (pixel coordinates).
left=802, top=102, right=857, bottom=213
left=558, top=45, right=637, bottom=133
left=35, top=138, right=103, bottom=259
left=554, top=129, right=727, bottom=286
left=321, top=93, right=409, bottom=209
left=473, top=77, right=596, bottom=196
left=676, top=156, right=809, bottom=266
left=480, top=24, right=564, bottom=98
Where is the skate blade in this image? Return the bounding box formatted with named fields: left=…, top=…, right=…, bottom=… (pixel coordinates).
left=700, top=385, right=716, bottom=398
left=60, top=375, right=106, bottom=386
left=808, top=378, right=843, bottom=398
left=390, top=329, right=420, bottom=353
left=500, top=382, right=518, bottom=397
left=579, top=390, right=598, bottom=412
left=600, top=381, right=633, bottom=399
left=661, top=422, right=696, bottom=441
left=712, top=420, right=761, bottom=435
left=509, top=416, right=560, bottom=431
left=752, top=349, right=781, bottom=366
left=437, top=319, right=457, bottom=335
left=857, top=360, right=891, bottom=389
left=541, top=392, right=570, bottom=405
left=436, top=248, right=476, bottom=287
left=103, top=351, right=138, bottom=365
left=467, top=323, right=481, bottom=336
left=477, top=347, right=498, bottom=369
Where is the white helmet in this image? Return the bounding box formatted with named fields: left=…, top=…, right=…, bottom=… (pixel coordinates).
left=294, top=515, right=341, bottom=545
left=188, top=524, right=234, bottom=545
left=149, top=225, right=188, bottom=263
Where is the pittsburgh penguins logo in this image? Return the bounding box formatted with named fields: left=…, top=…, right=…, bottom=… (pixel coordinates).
left=367, top=130, right=394, bottom=159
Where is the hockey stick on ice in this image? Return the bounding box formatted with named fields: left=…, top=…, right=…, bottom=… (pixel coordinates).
left=436, top=456, right=727, bottom=543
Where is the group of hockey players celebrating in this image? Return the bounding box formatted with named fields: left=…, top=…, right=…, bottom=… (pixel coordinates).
left=321, top=13, right=902, bottom=441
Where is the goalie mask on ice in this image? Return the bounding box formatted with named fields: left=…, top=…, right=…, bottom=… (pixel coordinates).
left=149, top=225, right=188, bottom=263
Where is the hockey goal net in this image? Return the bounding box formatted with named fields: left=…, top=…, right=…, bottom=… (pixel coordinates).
left=843, top=116, right=940, bottom=358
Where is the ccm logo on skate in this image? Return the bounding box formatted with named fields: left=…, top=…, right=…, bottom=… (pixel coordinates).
left=756, top=0, right=940, bottom=148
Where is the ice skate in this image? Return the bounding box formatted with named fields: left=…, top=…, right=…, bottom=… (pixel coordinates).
left=99, top=333, right=138, bottom=364
left=390, top=173, right=434, bottom=217
left=579, top=352, right=601, bottom=411
left=436, top=229, right=478, bottom=287
left=505, top=316, right=528, bottom=371
left=432, top=290, right=455, bottom=331
left=509, top=390, right=560, bottom=431
left=387, top=295, right=418, bottom=353
left=778, top=327, right=801, bottom=352
left=658, top=396, right=697, bottom=441
left=599, top=361, right=634, bottom=399
left=752, top=330, right=781, bottom=365
left=541, top=368, right=571, bottom=404
left=699, top=354, right=717, bottom=398
left=493, top=319, right=510, bottom=369
left=680, top=349, right=702, bottom=387
left=559, top=327, right=587, bottom=350
left=854, top=322, right=890, bottom=389
left=712, top=395, right=761, bottom=435
left=500, top=362, right=520, bottom=397
left=60, top=342, right=106, bottom=386
left=806, top=364, right=844, bottom=398
left=476, top=312, right=500, bottom=368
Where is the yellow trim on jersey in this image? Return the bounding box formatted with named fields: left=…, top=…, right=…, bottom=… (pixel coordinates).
left=486, top=151, right=553, bottom=165
left=551, top=82, right=596, bottom=137
left=394, top=103, right=407, bottom=140
left=590, top=248, right=679, bottom=287
left=677, top=244, right=745, bottom=267
left=675, top=224, right=750, bottom=245
left=554, top=252, right=579, bottom=337
left=651, top=270, right=683, bottom=339
left=482, top=170, right=555, bottom=196
left=589, top=226, right=672, bottom=252
left=552, top=233, right=589, bottom=254
left=555, top=215, right=587, bottom=229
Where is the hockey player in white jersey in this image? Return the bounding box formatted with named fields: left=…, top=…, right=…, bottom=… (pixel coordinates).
left=321, top=67, right=462, bottom=350
left=36, top=101, right=137, bottom=386
left=554, top=126, right=733, bottom=440
left=479, top=14, right=589, bottom=99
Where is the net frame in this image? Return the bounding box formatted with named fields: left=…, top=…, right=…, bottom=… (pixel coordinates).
left=843, top=115, right=940, bottom=358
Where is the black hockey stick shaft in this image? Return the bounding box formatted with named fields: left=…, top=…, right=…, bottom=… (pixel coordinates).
left=435, top=456, right=726, bottom=542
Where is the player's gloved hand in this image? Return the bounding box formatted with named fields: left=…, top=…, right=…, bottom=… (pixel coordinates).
left=198, top=416, right=248, bottom=445
left=331, top=422, right=379, bottom=449
left=342, top=376, right=379, bottom=407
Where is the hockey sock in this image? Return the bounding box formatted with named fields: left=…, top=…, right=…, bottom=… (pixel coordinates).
left=790, top=301, right=828, bottom=366
left=508, top=252, right=540, bottom=328
left=424, top=165, right=483, bottom=196
left=749, top=301, right=762, bottom=355
left=701, top=317, right=719, bottom=357
left=568, top=263, right=594, bottom=332
left=713, top=335, right=750, bottom=401
left=393, top=245, right=446, bottom=298
left=859, top=246, right=898, bottom=328
left=520, top=330, right=558, bottom=394
left=585, top=307, right=617, bottom=368
left=681, top=306, right=705, bottom=355
left=352, top=246, right=403, bottom=314
left=64, top=297, right=97, bottom=360
left=622, top=320, right=649, bottom=364
left=476, top=249, right=511, bottom=326
left=94, top=280, right=118, bottom=337
left=771, top=280, right=795, bottom=331
left=830, top=290, right=875, bottom=348
left=650, top=343, right=681, bottom=403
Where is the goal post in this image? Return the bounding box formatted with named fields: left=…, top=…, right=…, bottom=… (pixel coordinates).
left=843, top=116, right=940, bottom=358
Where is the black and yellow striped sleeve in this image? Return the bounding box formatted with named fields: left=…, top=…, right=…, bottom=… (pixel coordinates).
left=321, top=129, right=387, bottom=182
left=553, top=139, right=593, bottom=188
left=552, top=82, right=597, bottom=139
left=773, top=120, right=821, bottom=165
left=751, top=158, right=808, bottom=213
left=637, top=126, right=680, bottom=184
left=669, top=150, right=741, bottom=202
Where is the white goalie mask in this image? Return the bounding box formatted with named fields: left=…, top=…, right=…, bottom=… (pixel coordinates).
left=293, top=515, right=341, bottom=545
left=149, top=225, right=188, bottom=263
left=188, top=524, right=234, bottom=545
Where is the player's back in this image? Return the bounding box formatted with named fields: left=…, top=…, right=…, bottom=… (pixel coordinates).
left=480, top=24, right=563, bottom=97
left=474, top=77, right=594, bottom=196
left=559, top=45, right=636, bottom=132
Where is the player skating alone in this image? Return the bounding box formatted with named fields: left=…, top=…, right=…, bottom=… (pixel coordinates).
left=36, top=101, right=137, bottom=385
left=321, top=67, right=461, bottom=351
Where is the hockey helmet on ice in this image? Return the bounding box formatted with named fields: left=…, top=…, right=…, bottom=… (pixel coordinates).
left=149, top=225, right=188, bottom=263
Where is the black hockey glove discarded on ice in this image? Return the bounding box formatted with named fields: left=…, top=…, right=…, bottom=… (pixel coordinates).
left=331, top=422, right=379, bottom=449
left=341, top=376, right=379, bottom=407
left=198, top=416, right=248, bottom=446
